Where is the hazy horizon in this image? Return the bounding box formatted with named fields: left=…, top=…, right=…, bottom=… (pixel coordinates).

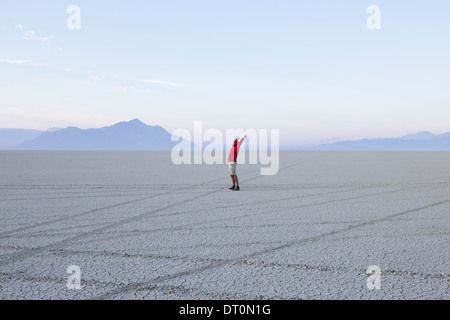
left=1, top=1, right=449, bottom=145
left=1, top=118, right=449, bottom=148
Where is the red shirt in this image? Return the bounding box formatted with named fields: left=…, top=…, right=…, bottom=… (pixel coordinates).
left=228, top=138, right=245, bottom=162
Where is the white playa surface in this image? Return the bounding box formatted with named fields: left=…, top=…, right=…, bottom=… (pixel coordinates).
left=0, top=151, right=449, bottom=300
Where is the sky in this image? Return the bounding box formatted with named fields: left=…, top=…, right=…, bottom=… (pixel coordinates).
left=0, top=0, right=449, bottom=146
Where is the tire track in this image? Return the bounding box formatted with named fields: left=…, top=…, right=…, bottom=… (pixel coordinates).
left=2, top=169, right=429, bottom=249
left=0, top=183, right=361, bottom=240
left=0, top=193, right=159, bottom=202
left=0, top=271, right=285, bottom=300
left=0, top=158, right=309, bottom=267
left=0, top=184, right=421, bottom=247
left=91, top=199, right=450, bottom=299
left=0, top=187, right=224, bottom=267
left=0, top=172, right=254, bottom=239
left=74, top=185, right=421, bottom=247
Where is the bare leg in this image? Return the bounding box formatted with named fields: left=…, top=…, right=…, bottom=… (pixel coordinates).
left=234, top=175, right=239, bottom=187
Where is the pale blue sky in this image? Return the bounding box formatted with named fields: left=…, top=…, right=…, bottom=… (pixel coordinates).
left=0, top=0, right=449, bottom=145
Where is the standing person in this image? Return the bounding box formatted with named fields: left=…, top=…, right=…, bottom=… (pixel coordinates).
left=228, top=135, right=246, bottom=190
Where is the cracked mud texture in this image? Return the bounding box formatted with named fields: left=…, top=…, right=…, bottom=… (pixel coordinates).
left=0, top=151, right=449, bottom=300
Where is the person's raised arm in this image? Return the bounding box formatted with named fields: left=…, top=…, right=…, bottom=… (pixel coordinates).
left=237, top=135, right=247, bottom=148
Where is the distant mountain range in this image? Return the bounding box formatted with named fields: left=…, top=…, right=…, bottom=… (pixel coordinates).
left=308, top=131, right=450, bottom=151
left=1, top=119, right=179, bottom=150
left=0, top=120, right=449, bottom=150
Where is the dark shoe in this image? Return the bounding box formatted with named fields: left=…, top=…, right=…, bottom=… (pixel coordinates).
left=229, top=186, right=236, bottom=190
left=234, top=186, right=240, bottom=191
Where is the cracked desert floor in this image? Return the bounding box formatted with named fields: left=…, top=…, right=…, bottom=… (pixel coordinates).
left=0, top=151, right=448, bottom=299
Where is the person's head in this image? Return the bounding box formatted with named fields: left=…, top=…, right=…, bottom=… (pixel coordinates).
left=233, top=139, right=238, bottom=146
